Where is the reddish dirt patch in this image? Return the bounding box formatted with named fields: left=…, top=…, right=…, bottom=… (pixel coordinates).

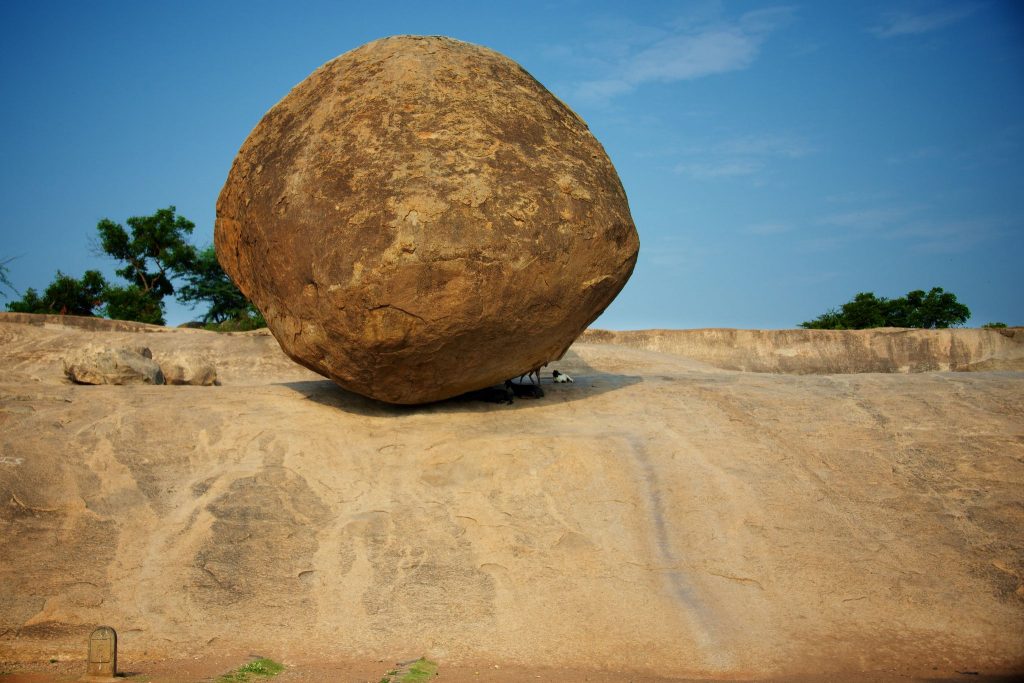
left=2, top=658, right=1023, bottom=683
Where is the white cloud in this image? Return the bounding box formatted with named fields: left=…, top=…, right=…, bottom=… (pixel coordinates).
left=716, top=134, right=816, bottom=158
left=823, top=190, right=895, bottom=205
left=643, top=235, right=721, bottom=268
left=622, top=29, right=759, bottom=83
left=570, top=6, right=796, bottom=104
left=802, top=203, right=1006, bottom=254
left=740, top=222, right=794, bottom=236
left=888, top=217, right=1008, bottom=253
left=870, top=5, right=979, bottom=39
left=674, top=159, right=763, bottom=179
left=885, top=146, right=943, bottom=165
left=821, top=206, right=920, bottom=231
left=573, top=79, right=633, bottom=102
left=739, top=6, right=798, bottom=34
left=673, top=132, right=815, bottom=181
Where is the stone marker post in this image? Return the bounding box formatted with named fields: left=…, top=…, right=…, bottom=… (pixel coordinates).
left=86, top=626, right=117, bottom=679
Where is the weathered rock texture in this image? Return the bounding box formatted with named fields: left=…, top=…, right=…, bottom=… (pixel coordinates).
left=155, top=351, right=218, bottom=386
left=215, top=35, right=639, bottom=404
left=581, top=327, right=1024, bottom=374
left=2, top=314, right=1023, bottom=680
left=63, top=346, right=164, bottom=385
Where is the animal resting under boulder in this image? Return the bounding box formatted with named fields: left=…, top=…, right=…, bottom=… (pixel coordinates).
left=215, top=35, right=639, bottom=403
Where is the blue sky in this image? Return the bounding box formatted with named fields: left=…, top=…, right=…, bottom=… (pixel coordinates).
left=1, top=1, right=1021, bottom=328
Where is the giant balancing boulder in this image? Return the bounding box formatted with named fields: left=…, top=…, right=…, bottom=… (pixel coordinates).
left=215, top=35, right=639, bottom=404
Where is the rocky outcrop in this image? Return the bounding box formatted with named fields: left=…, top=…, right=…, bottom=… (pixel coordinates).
left=63, top=346, right=165, bottom=385
left=581, top=327, right=1024, bottom=373
left=0, top=311, right=166, bottom=333
left=156, top=351, right=218, bottom=386
left=215, top=35, right=639, bottom=404
left=2, top=317, right=1022, bottom=679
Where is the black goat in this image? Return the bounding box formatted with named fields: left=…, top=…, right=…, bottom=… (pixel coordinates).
left=506, top=379, right=544, bottom=399
left=464, top=384, right=514, bottom=404
left=518, top=362, right=548, bottom=386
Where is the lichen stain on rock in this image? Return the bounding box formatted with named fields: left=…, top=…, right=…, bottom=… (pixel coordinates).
left=192, top=467, right=330, bottom=625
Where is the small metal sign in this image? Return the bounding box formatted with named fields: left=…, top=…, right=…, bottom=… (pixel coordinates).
left=86, top=626, right=117, bottom=677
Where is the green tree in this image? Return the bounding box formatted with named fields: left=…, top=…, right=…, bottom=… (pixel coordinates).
left=6, top=270, right=108, bottom=316
left=800, top=287, right=970, bottom=329
left=102, top=285, right=164, bottom=324
left=906, top=287, right=970, bottom=328
left=96, top=206, right=197, bottom=324
left=176, top=245, right=265, bottom=329
left=0, top=258, right=16, bottom=299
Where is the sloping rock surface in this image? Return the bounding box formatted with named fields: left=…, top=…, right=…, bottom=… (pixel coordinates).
left=215, top=35, right=639, bottom=404
left=0, top=314, right=1022, bottom=680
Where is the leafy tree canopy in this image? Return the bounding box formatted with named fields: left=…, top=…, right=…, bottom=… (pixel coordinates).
left=0, top=258, right=16, bottom=299
left=103, top=284, right=165, bottom=325
left=176, top=245, right=265, bottom=329
left=800, top=287, right=971, bottom=330
left=6, top=270, right=108, bottom=316
left=95, top=206, right=198, bottom=324
left=10, top=207, right=264, bottom=328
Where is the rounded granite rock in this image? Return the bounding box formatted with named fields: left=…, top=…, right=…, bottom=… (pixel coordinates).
left=215, top=35, right=639, bottom=404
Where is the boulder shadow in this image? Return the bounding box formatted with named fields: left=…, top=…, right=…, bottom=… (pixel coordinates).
left=278, top=349, right=642, bottom=416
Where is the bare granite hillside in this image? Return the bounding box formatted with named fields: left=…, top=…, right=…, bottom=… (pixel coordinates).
left=1, top=313, right=1021, bottom=681
left=581, top=326, right=1024, bottom=373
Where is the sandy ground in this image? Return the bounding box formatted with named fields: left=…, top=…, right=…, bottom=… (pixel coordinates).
left=1, top=315, right=1022, bottom=681
left=3, top=656, right=1022, bottom=682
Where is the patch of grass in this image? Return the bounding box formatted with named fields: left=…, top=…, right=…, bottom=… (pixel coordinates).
left=201, top=314, right=267, bottom=333
left=216, top=657, right=284, bottom=683
left=401, top=658, right=437, bottom=682
left=378, top=659, right=437, bottom=683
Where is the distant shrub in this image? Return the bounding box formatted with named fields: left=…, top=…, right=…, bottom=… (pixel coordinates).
left=6, top=270, right=107, bottom=316
left=800, top=287, right=970, bottom=330
left=179, top=245, right=266, bottom=330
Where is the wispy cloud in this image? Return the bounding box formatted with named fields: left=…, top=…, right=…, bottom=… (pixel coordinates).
left=801, top=203, right=1007, bottom=253
left=674, top=159, right=763, bottom=179
left=643, top=234, right=721, bottom=268
left=569, top=6, right=796, bottom=105
left=870, top=5, right=979, bottom=39
left=740, top=222, right=794, bottom=236
left=619, top=30, right=760, bottom=84
left=823, top=190, right=896, bottom=205
left=715, top=134, right=815, bottom=158
left=821, top=206, right=920, bottom=231
left=673, top=132, right=816, bottom=181
left=888, top=217, right=1011, bottom=253
left=885, top=146, right=943, bottom=165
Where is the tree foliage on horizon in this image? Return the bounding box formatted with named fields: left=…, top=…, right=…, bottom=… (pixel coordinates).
left=177, top=246, right=265, bottom=329
left=5, top=207, right=265, bottom=328
left=6, top=270, right=107, bottom=316
left=0, top=257, right=17, bottom=299
left=94, top=206, right=198, bottom=324
left=800, top=287, right=971, bottom=330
